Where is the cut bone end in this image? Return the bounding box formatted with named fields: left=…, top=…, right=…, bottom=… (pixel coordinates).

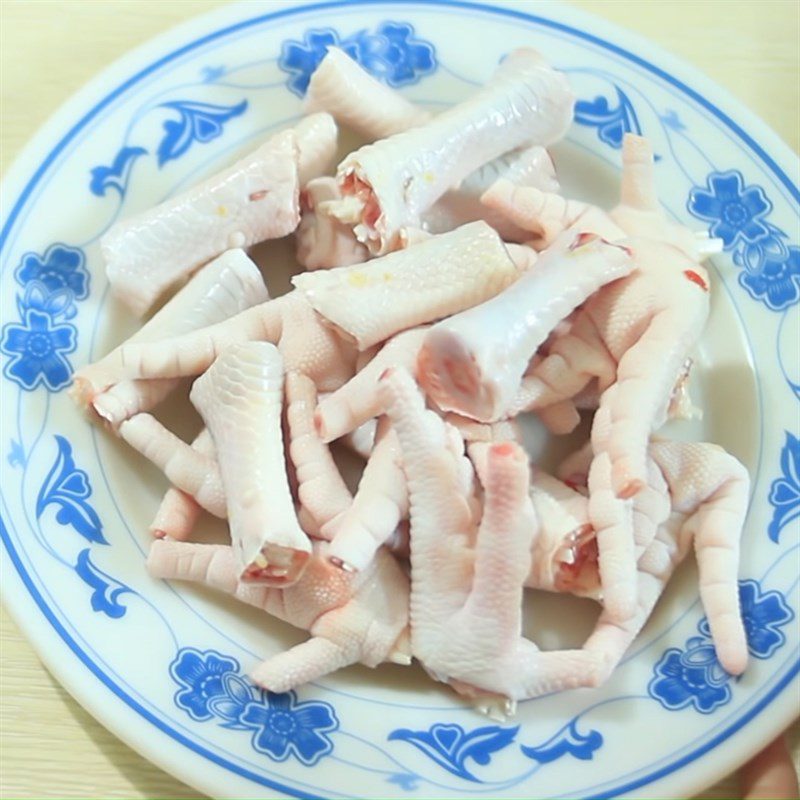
left=417, top=333, right=501, bottom=423
left=314, top=399, right=352, bottom=443
left=240, top=543, right=311, bottom=587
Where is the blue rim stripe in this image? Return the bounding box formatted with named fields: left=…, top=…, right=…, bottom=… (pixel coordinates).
left=1, top=2, right=798, bottom=798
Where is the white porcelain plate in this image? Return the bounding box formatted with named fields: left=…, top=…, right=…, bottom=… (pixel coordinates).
left=2, top=1, right=798, bottom=798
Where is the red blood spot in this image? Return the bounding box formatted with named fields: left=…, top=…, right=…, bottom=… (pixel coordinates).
left=683, top=269, right=709, bottom=291
left=492, top=442, right=516, bottom=457
left=249, top=190, right=268, bottom=202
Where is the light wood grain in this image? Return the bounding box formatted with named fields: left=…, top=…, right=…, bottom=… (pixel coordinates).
left=1, top=1, right=798, bottom=798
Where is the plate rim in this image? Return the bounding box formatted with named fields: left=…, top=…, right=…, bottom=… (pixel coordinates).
left=1, top=1, right=798, bottom=799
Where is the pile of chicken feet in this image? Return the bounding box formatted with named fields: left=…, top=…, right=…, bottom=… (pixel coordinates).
left=72, top=47, right=750, bottom=715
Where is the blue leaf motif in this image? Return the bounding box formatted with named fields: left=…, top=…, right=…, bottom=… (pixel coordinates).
left=388, top=722, right=518, bottom=782
left=768, top=432, right=800, bottom=542
left=75, top=549, right=131, bottom=618
left=520, top=718, right=603, bottom=763
left=574, top=86, right=641, bottom=148
left=156, top=100, right=248, bottom=166
left=89, top=146, right=148, bottom=198
left=387, top=773, right=419, bottom=791
left=36, top=435, right=105, bottom=544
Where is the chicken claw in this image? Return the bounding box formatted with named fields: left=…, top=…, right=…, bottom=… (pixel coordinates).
left=147, top=539, right=410, bottom=690
left=380, top=369, right=607, bottom=702
left=191, top=342, right=311, bottom=585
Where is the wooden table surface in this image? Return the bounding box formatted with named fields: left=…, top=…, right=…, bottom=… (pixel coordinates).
left=1, top=1, right=798, bottom=798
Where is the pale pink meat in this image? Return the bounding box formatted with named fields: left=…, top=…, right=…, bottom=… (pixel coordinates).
left=74, top=290, right=357, bottom=396
left=286, top=371, right=352, bottom=536
left=292, top=221, right=520, bottom=350
left=118, top=414, right=225, bottom=518
left=76, top=249, right=267, bottom=421
left=328, top=48, right=573, bottom=254
left=103, top=130, right=299, bottom=316
left=147, top=539, right=411, bottom=690
left=191, top=342, right=311, bottom=586
left=305, top=47, right=432, bottom=139
left=380, top=368, right=607, bottom=703
left=418, top=231, right=634, bottom=421
left=325, top=418, right=408, bottom=572
left=150, top=427, right=215, bottom=540
left=315, top=326, right=429, bottom=442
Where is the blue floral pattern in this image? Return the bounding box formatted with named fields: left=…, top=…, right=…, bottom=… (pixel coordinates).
left=240, top=691, right=338, bottom=765
left=156, top=100, right=248, bottom=166
left=2, top=244, right=87, bottom=393
left=36, top=435, right=105, bottom=544
left=768, top=432, right=800, bottom=543
left=688, top=171, right=799, bottom=310
left=170, top=648, right=338, bottom=766
left=1, top=310, right=76, bottom=391
left=278, top=22, right=436, bottom=97
left=14, top=244, right=89, bottom=300
left=90, top=146, right=148, bottom=198
left=388, top=722, right=518, bottom=782
left=650, top=580, right=794, bottom=713
left=520, top=719, right=603, bottom=763
left=574, top=86, right=642, bottom=148
left=75, top=548, right=132, bottom=618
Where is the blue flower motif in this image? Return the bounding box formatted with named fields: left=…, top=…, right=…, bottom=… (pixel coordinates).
left=1, top=309, right=76, bottom=392
left=239, top=690, right=338, bottom=766
left=388, top=722, right=518, bottom=782
left=688, top=171, right=772, bottom=248
left=279, top=22, right=437, bottom=97
left=17, top=280, right=76, bottom=321
left=89, top=146, right=148, bottom=198
left=768, top=433, right=800, bottom=542
left=574, top=86, right=642, bottom=149
left=739, top=244, right=800, bottom=311
left=36, top=435, right=105, bottom=543
left=368, top=22, right=436, bottom=87
left=699, top=580, right=795, bottom=658
left=14, top=244, right=89, bottom=300
left=520, top=718, right=603, bottom=763
left=648, top=637, right=732, bottom=713
left=170, top=648, right=238, bottom=721
left=156, top=100, right=248, bottom=166
left=75, top=548, right=131, bottom=618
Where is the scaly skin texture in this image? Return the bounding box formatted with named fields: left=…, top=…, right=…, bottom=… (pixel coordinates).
left=483, top=135, right=713, bottom=620
left=328, top=48, right=573, bottom=254
left=286, top=371, right=352, bottom=537
left=103, top=130, right=300, bottom=316
left=150, top=427, right=215, bottom=540
left=325, top=418, right=408, bottom=572
left=147, top=539, right=411, bottom=690
left=523, top=439, right=749, bottom=677
left=190, top=342, right=311, bottom=586
left=583, top=440, right=750, bottom=678
left=118, top=415, right=225, bottom=518
left=76, top=249, right=268, bottom=422
left=380, top=369, right=607, bottom=703
left=418, top=232, right=634, bottom=421
left=75, top=291, right=358, bottom=396
left=292, top=221, right=520, bottom=350
left=304, top=47, right=432, bottom=140
left=315, top=326, right=429, bottom=442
